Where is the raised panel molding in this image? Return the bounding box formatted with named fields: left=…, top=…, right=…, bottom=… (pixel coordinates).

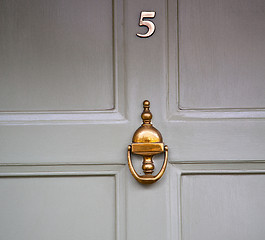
left=169, top=162, right=265, bottom=240
left=167, top=0, right=265, bottom=119
left=0, top=0, right=126, bottom=125
left=0, top=110, right=126, bottom=125
left=0, top=164, right=126, bottom=240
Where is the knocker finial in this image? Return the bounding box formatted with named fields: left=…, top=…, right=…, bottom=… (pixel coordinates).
left=141, top=100, right=152, bottom=124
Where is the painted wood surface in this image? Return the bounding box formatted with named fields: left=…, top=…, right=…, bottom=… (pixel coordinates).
left=170, top=163, right=265, bottom=240
left=0, top=0, right=114, bottom=111
left=182, top=174, right=265, bottom=240
left=0, top=0, right=264, bottom=240
left=0, top=165, right=126, bottom=240
left=178, top=0, right=265, bottom=109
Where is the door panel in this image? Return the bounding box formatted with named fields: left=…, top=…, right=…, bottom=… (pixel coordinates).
left=0, top=0, right=114, bottom=111
left=1, top=177, right=115, bottom=239
left=0, top=165, right=125, bottom=240
left=178, top=0, right=265, bottom=109
left=170, top=163, right=265, bottom=240
left=182, top=174, right=265, bottom=240
left=0, top=0, right=127, bottom=164
left=167, top=0, right=265, bottom=162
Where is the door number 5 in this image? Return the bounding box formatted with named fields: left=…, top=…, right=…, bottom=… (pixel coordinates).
left=136, top=11, right=156, bottom=38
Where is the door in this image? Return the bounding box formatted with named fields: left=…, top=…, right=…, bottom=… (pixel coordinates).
left=0, top=0, right=265, bottom=240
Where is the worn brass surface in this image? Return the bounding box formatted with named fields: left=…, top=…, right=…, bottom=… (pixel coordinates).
left=128, top=100, right=168, bottom=184
left=131, top=143, right=163, bottom=155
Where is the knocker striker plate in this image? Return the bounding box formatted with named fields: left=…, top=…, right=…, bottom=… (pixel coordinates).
left=127, top=100, right=168, bottom=184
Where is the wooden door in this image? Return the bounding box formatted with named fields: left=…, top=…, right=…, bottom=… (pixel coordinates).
left=0, top=0, right=265, bottom=240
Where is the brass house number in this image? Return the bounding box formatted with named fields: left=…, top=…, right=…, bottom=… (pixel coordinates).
left=136, top=11, right=156, bottom=38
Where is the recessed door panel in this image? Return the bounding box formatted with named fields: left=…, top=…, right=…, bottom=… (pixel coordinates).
left=178, top=0, right=265, bottom=109
left=181, top=174, right=265, bottom=240
left=0, top=0, right=114, bottom=111
left=0, top=176, right=115, bottom=240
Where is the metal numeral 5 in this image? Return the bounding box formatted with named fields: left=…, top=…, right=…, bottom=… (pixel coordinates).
left=136, top=11, right=156, bottom=38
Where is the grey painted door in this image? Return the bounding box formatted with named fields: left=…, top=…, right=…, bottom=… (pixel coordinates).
left=0, top=0, right=265, bottom=240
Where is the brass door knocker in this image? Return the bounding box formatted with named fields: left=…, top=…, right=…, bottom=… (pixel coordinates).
left=128, top=100, right=168, bottom=184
